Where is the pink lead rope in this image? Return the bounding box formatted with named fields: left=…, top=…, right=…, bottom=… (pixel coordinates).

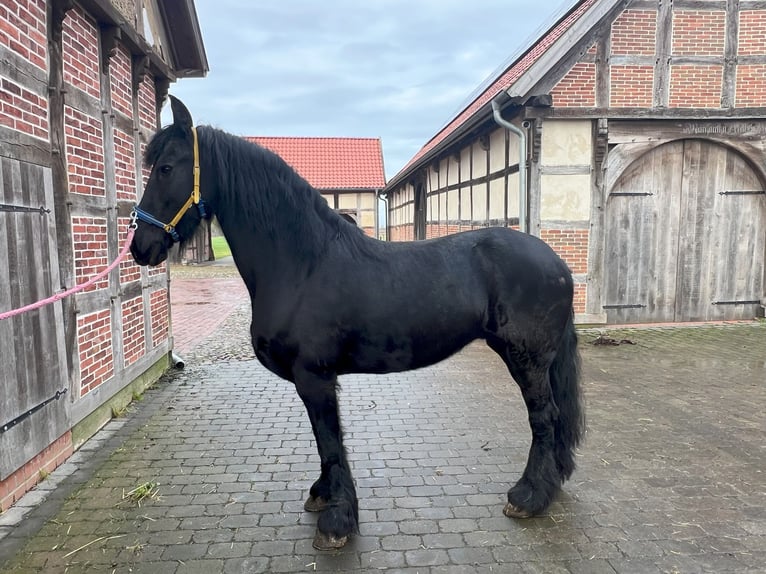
left=0, top=221, right=137, bottom=322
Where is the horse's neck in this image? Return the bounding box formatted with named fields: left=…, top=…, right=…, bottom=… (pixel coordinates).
left=216, top=204, right=324, bottom=290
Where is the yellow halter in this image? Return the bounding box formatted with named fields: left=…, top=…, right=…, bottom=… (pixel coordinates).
left=164, top=126, right=202, bottom=232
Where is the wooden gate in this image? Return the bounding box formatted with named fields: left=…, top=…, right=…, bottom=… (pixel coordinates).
left=0, top=158, right=70, bottom=480
left=604, top=139, right=766, bottom=323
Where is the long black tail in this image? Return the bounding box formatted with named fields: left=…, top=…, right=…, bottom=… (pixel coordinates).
left=549, top=311, right=585, bottom=481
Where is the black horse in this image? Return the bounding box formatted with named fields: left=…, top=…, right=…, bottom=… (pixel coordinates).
left=131, top=97, right=585, bottom=550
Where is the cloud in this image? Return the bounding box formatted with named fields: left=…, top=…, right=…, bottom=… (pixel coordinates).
left=171, top=0, right=576, bottom=178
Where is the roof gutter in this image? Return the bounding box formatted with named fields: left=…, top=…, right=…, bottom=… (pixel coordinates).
left=491, top=93, right=528, bottom=234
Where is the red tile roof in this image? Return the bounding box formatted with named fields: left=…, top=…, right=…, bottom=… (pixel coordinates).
left=390, top=0, right=598, bottom=186
left=245, top=137, right=386, bottom=190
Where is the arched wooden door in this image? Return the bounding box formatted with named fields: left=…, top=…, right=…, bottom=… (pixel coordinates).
left=603, top=139, right=766, bottom=323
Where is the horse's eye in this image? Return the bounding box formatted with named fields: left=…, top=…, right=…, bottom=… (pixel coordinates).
left=159, top=165, right=173, bottom=175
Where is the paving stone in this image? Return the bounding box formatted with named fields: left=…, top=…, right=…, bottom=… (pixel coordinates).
left=0, top=277, right=763, bottom=574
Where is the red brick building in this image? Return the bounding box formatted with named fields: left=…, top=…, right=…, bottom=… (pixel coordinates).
left=247, top=137, right=386, bottom=238
left=0, top=0, right=207, bottom=509
left=384, top=0, right=766, bottom=324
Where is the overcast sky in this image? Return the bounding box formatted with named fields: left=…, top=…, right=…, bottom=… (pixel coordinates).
left=166, top=0, right=577, bottom=179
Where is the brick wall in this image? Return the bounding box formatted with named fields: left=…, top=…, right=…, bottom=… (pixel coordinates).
left=738, top=10, right=766, bottom=56
left=122, top=296, right=146, bottom=367
left=737, top=11, right=766, bottom=106
left=77, top=309, right=115, bottom=396
left=0, top=76, right=48, bottom=139
left=669, top=65, right=723, bottom=108
left=425, top=224, right=479, bottom=239
left=150, top=289, right=169, bottom=347
left=118, top=215, right=142, bottom=283
left=0, top=0, right=46, bottom=70
left=551, top=63, right=596, bottom=107
left=0, top=433, right=72, bottom=512
left=389, top=225, right=413, bottom=242
left=541, top=228, right=589, bottom=315
left=611, top=9, right=656, bottom=55
left=540, top=228, right=588, bottom=275
left=0, top=0, right=48, bottom=139
left=64, top=105, right=105, bottom=196
left=137, top=73, right=156, bottom=132
left=62, top=6, right=100, bottom=99
left=603, top=7, right=766, bottom=110
left=109, top=45, right=134, bottom=119
left=114, top=127, right=137, bottom=201
left=673, top=10, right=725, bottom=55
left=71, top=216, right=109, bottom=292
left=736, top=65, right=766, bottom=107
left=610, top=65, right=654, bottom=107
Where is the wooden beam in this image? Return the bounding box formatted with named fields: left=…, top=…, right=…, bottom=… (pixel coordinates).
left=654, top=0, right=672, bottom=108
left=0, top=126, right=52, bottom=165
left=524, top=106, right=766, bottom=119
left=0, top=44, right=47, bottom=96
left=48, top=0, right=77, bottom=384
left=595, top=24, right=610, bottom=108
left=99, top=25, right=121, bottom=74
left=721, top=0, right=739, bottom=109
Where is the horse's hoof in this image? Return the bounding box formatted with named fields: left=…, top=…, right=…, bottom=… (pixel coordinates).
left=503, top=502, right=533, bottom=519
left=304, top=495, right=328, bottom=512
left=312, top=530, right=348, bottom=550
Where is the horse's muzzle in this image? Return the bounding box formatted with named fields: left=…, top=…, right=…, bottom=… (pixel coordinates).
left=130, top=228, right=170, bottom=267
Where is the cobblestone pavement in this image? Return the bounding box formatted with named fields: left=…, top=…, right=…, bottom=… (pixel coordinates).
left=0, top=262, right=764, bottom=573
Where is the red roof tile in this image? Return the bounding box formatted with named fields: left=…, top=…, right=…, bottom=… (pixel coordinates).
left=245, top=136, right=386, bottom=190
left=391, top=0, right=598, bottom=184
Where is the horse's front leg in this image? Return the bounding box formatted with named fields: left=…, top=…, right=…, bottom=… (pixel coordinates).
left=294, top=366, right=358, bottom=550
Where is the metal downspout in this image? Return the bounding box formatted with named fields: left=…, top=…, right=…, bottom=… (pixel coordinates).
left=491, top=97, right=528, bottom=233
left=378, top=190, right=389, bottom=241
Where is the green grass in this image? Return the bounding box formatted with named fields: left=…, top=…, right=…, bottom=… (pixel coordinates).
left=211, top=236, right=232, bottom=259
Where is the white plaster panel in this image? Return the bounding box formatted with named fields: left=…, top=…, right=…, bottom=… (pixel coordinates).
left=472, top=145, right=487, bottom=177
left=448, top=189, right=459, bottom=220
left=337, top=194, right=357, bottom=209
left=447, top=155, right=460, bottom=186
left=540, top=173, right=592, bottom=221
left=489, top=178, right=505, bottom=219
left=542, top=120, right=593, bottom=166
left=460, top=147, right=472, bottom=183
left=360, top=193, right=375, bottom=209
left=472, top=185, right=487, bottom=220
left=489, top=128, right=507, bottom=172
left=507, top=174, right=519, bottom=219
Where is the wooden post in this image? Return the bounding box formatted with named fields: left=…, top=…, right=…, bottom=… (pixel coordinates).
left=48, top=0, right=76, bottom=384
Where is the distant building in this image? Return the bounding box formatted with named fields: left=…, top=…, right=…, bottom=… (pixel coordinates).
left=246, top=137, right=386, bottom=237
left=383, top=0, right=766, bottom=324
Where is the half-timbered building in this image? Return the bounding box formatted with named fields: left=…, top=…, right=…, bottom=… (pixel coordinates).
left=0, top=0, right=207, bottom=509
left=247, top=137, right=386, bottom=238
left=384, top=0, right=766, bottom=324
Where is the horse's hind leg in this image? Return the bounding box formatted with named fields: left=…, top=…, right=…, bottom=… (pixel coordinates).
left=489, top=339, right=561, bottom=518
left=293, top=366, right=358, bottom=550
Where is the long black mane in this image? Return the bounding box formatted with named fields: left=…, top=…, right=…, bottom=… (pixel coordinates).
left=146, top=123, right=368, bottom=260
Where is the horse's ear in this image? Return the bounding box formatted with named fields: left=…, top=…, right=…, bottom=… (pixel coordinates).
left=169, top=95, right=193, bottom=129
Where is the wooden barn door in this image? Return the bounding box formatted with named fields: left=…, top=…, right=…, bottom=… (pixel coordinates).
left=604, top=139, right=766, bottom=323
left=0, top=158, right=70, bottom=480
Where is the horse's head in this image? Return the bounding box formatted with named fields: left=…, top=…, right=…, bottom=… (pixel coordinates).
left=130, top=96, right=207, bottom=266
